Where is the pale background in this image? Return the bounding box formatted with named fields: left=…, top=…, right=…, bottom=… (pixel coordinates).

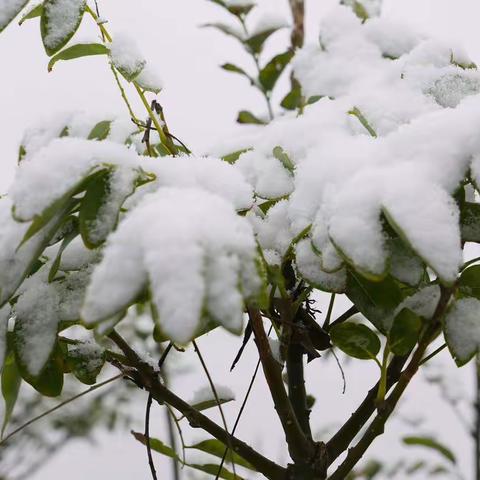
left=0, top=0, right=479, bottom=478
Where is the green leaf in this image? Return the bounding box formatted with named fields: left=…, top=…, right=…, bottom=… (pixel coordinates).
left=41, top=0, right=86, bottom=56
left=221, top=63, right=252, bottom=82
left=132, top=431, right=180, bottom=459
left=1, top=352, right=21, bottom=437
left=460, top=202, right=480, bottom=242
left=352, top=1, right=369, bottom=22
left=458, top=265, right=480, bottom=299
left=221, top=148, right=251, bottom=164
left=202, top=22, right=244, bottom=43
left=189, top=463, right=244, bottom=480
left=0, top=0, right=30, bottom=33
left=330, top=322, right=381, bottom=360
left=207, top=0, right=255, bottom=16
left=15, top=342, right=64, bottom=397
left=346, top=271, right=404, bottom=333
left=48, top=43, right=109, bottom=71
left=19, top=2, right=43, bottom=25
left=281, top=83, right=302, bottom=110
left=48, top=216, right=78, bottom=281
left=190, top=394, right=234, bottom=413
left=388, top=308, right=422, bottom=356
left=67, top=343, right=105, bottom=385
left=245, top=26, right=285, bottom=54
left=237, top=110, right=266, bottom=125
left=259, top=50, right=293, bottom=92
left=272, top=146, right=294, bottom=173
left=87, top=119, right=112, bottom=141
left=188, top=439, right=256, bottom=470
left=348, top=107, right=377, bottom=137
left=403, top=436, right=456, bottom=464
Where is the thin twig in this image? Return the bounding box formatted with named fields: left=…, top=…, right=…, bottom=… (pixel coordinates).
left=0, top=374, right=122, bottom=445
left=323, top=293, right=336, bottom=330
left=193, top=340, right=237, bottom=478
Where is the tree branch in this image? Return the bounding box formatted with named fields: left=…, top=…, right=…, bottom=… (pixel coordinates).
left=327, top=287, right=453, bottom=478
left=108, top=330, right=286, bottom=480
left=288, top=0, right=305, bottom=50
left=248, top=308, right=314, bottom=463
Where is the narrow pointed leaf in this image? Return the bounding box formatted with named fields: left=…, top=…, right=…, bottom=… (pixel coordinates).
left=1, top=353, right=21, bottom=437
left=48, top=43, right=109, bottom=71
left=0, top=0, right=30, bottom=33
left=403, top=436, right=456, bottom=464
left=18, top=2, right=42, bottom=25
left=259, top=50, right=293, bottom=91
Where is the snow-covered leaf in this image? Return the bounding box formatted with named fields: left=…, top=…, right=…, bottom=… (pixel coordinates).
left=1, top=352, right=21, bottom=437
left=109, top=33, right=146, bottom=81
left=444, top=297, right=480, bottom=366
left=0, top=0, right=29, bottom=33
left=82, top=188, right=261, bottom=344
left=41, top=0, right=86, bottom=56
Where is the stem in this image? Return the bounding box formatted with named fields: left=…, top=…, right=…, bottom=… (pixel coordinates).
left=192, top=340, right=237, bottom=478
left=327, top=287, right=453, bottom=478
left=248, top=308, right=314, bottom=463
left=326, top=306, right=358, bottom=331
left=376, top=345, right=389, bottom=405
left=111, top=65, right=142, bottom=125
left=0, top=374, right=122, bottom=445
left=418, top=342, right=447, bottom=366
left=288, top=0, right=305, bottom=49
left=286, top=341, right=311, bottom=439
left=108, top=330, right=286, bottom=480
left=323, top=294, right=336, bottom=330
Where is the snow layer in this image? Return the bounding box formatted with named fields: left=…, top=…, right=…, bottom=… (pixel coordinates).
left=109, top=33, right=146, bottom=80
left=82, top=188, right=261, bottom=344
left=190, top=384, right=235, bottom=406
left=42, top=0, right=85, bottom=51
left=0, top=0, right=27, bottom=30
left=445, top=298, right=480, bottom=365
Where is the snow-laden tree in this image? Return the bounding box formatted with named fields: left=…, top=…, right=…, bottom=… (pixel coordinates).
left=1, top=0, right=480, bottom=479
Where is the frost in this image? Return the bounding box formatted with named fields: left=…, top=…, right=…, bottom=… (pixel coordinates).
left=42, top=0, right=85, bottom=51
left=445, top=298, right=480, bottom=365
left=82, top=188, right=261, bottom=343
left=109, top=33, right=146, bottom=80
left=295, top=239, right=346, bottom=293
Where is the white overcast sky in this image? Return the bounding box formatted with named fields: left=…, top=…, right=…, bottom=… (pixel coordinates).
left=1, top=0, right=480, bottom=479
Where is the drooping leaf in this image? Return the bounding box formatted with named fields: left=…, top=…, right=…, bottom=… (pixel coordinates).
left=48, top=216, right=79, bottom=281
left=1, top=352, right=21, bottom=437
left=190, top=394, right=235, bottom=413
left=330, top=322, right=381, bottom=360
left=40, top=0, right=86, bottom=56
left=188, top=439, right=256, bottom=470
left=281, top=83, right=302, bottom=110
left=345, top=271, right=404, bottom=333
left=461, top=202, right=480, bottom=242
left=132, top=431, right=179, bottom=459
left=458, top=265, right=480, bottom=299
left=403, top=436, right=456, bottom=464
left=189, top=463, right=244, bottom=480
left=236, top=110, right=266, bottom=125
left=202, top=22, right=244, bottom=43
left=48, top=43, right=109, bottom=71
left=66, top=342, right=105, bottom=385
left=245, top=26, right=285, bottom=54
left=0, top=0, right=30, bottom=33
left=259, top=50, right=293, bottom=91
left=388, top=308, right=422, bottom=356
left=18, top=2, right=42, bottom=25
left=444, top=297, right=480, bottom=366
left=87, top=119, right=112, bottom=141
left=348, top=107, right=377, bottom=137
left=221, top=63, right=252, bottom=82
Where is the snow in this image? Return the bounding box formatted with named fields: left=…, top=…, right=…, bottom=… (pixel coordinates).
left=42, top=0, right=85, bottom=52
left=15, top=265, right=90, bottom=376
left=445, top=298, right=480, bottom=365
left=135, top=65, right=163, bottom=94
left=10, top=137, right=140, bottom=221
left=249, top=12, right=288, bottom=37
left=0, top=305, right=9, bottom=372
left=109, top=33, right=146, bottom=80
left=0, top=0, right=27, bottom=29
left=190, top=384, right=235, bottom=406
left=82, top=188, right=261, bottom=344
left=295, top=239, right=347, bottom=293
